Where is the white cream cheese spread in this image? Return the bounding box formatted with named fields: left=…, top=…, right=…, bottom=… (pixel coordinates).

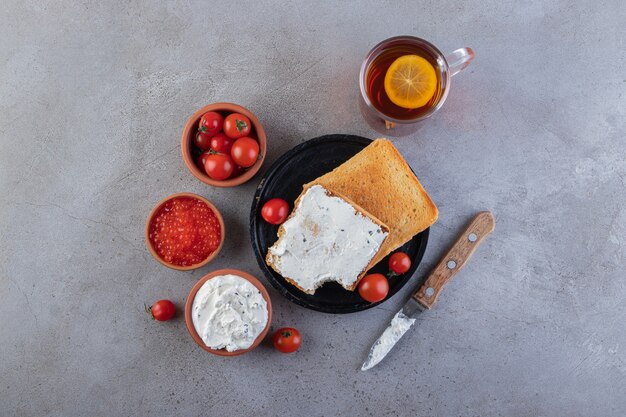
left=361, top=311, right=416, bottom=371
left=191, top=274, right=268, bottom=352
left=268, top=185, right=388, bottom=293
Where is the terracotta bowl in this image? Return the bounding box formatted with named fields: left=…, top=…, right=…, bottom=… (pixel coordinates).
left=145, top=192, right=225, bottom=271
left=181, top=102, right=267, bottom=187
left=185, top=269, right=273, bottom=356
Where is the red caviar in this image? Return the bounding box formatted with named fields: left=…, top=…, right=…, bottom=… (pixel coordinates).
left=149, top=197, right=221, bottom=267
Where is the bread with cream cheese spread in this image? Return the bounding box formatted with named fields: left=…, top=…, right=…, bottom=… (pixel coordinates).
left=266, top=185, right=390, bottom=295
left=266, top=138, right=438, bottom=295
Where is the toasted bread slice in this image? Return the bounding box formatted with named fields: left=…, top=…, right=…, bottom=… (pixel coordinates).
left=266, top=185, right=389, bottom=295
left=307, top=138, right=438, bottom=268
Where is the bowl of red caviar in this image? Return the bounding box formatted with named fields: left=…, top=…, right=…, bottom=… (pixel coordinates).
left=145, top=192, right=225, bottom=270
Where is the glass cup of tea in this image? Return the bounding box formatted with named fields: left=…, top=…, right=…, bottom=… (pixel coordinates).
left=359, top=36, right=474, bottom=136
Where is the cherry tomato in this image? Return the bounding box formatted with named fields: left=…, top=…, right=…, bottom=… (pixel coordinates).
left=223, top=113, right=251, bottom=139
left=204, top=153, right=234, bottom=180
left=194, top=131, right=213, bottom=150
left=197, top=151, right=212, bottom=169
left=145, top=300, right=176, bottom=321
left=198, top=111, right=224, bottom=136
left=273, top=327, right=302, bottom=353
left=358, top=273, right=389, bottom=303
left=231, top=137, right=259, bottom=168
left=389, top=252, right=411, bottom=274
left=261, top=198, right=289, bottom=225
left=209, top=133, right=234, bottom=154
left=231, top=164, right=245, bottom=178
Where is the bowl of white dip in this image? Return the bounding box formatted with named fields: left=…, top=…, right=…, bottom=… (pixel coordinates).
left=185, top=269, right=272, bottom=356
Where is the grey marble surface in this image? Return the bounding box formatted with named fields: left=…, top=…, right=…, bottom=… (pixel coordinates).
left=1, top=0, right=625, bottom=416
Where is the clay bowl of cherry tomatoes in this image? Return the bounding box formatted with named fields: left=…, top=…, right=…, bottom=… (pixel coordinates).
left=145, top=192, right=225, bottom=271
left=181, top=103, right=266, bottom=187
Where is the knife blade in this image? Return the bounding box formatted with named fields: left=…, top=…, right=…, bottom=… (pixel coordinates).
left=361, top=211, right=495, bottom=371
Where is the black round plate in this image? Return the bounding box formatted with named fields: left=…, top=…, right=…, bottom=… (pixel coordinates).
left=250, top=134, right=429, bottom=314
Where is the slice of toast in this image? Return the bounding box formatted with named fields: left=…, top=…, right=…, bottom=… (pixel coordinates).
left=266, top=184, right=389, bottom=295
left=307, top=138, right=438, bottom=268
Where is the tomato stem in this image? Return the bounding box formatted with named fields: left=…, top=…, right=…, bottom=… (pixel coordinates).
left=235, top=119, right=247, bottom=132
left=144, top=303, right=155, bottom=320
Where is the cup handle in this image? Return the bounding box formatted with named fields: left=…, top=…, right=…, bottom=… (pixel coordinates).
left=446, top=47, right=475, bottom=77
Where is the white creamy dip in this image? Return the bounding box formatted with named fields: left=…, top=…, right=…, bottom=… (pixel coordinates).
left=268, top=185, right=388, bottom=293
left=361, top=311, right=416, bottom=371
left=191, top=274, right=268, bottom=352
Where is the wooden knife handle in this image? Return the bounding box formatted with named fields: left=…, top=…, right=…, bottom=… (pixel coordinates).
left=413, top=211, right=495, bottom=309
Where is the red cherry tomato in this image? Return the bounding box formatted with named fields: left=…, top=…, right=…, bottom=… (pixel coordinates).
left=209, top=133, right=234, bottom=154
left=358, top=273, right=389, bottom=303
left=198, top=111, right=224, bottom=136
left=389, top=252, right=411, bottom=274
left=273, top=327, right=302, bottom=353
left=261, top=198, right=289, bottom=225
left=197, top=151, right=212, bottom=169
left=204, top=153, right=234, bottom=180
left=194, top=131, right=213, bottom=150
left=230, top=137, right=259, bottom=168
left=145, top=300, right=176, bottom=321
left=223, top=113, right=251, bottom=139
left=231, top=164, right=245, bottom=178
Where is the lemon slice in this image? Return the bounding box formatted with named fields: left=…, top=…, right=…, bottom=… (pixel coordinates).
left=384, top=55, right=437, bottom=109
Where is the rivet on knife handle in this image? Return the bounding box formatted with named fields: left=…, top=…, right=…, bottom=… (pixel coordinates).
left=413, top=211, right=496, bottom=309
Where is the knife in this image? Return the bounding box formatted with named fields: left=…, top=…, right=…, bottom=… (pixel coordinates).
left=361, top=211, right=496, bottom=371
